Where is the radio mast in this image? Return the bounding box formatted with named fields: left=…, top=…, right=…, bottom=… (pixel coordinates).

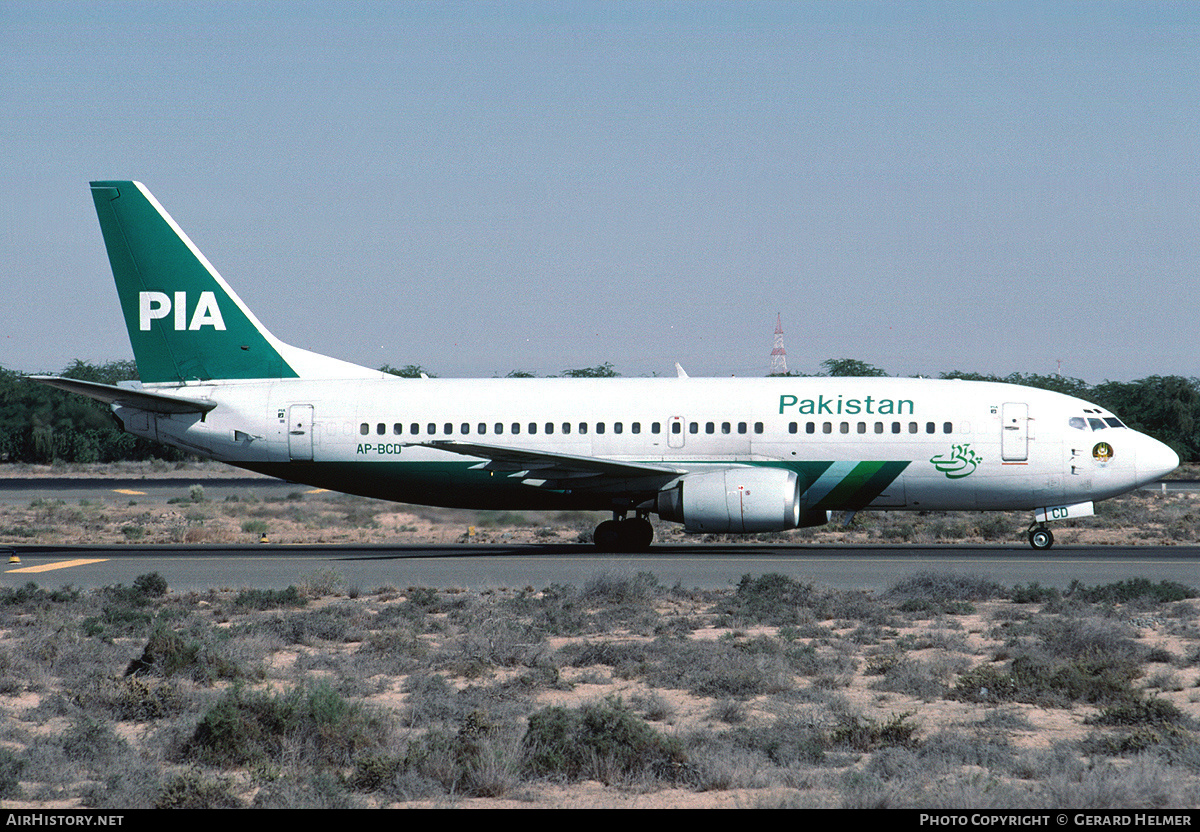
left=770, top=313, right=788, bottom=376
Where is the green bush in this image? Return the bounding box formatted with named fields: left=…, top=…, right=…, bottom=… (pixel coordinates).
left=0, top=747, right=23, bottom=798
left=186, top=682, right=387, bottom=768
left=156, top=769, right=242, bottom=809
left=233, top=585, right=305, bottom=610
left=1069, top=578, right=1196, bottom=605
left=522, top=697, right=689, bottom=784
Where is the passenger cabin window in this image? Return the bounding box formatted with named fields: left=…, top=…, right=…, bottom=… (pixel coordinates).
left=631, top=422, right=640, bottom=434
left=789, top=422, right=798, bottom=434
left=360, top=423, right=369, bottom=435
left=754, top=422, right=763, bottom=434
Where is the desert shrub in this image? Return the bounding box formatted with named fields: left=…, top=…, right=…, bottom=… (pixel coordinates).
left=366, top=709, right=518, bottom=798
left=830, top=711, right=919, bottom=751
left=1088, top=697, right=1190, bottom=727
left=729, top=714, right=827, bottom=766
left=1011, top=582, right=1060, bottom=604
left=887, top=571, right=1004, bottom=603
left=522, top=697, right=689, bottom=784
left=954, top=652, right=1140, bottom=707
left=725, top=573, right=819, bottom=625
left=94, top=675, right=189, bottom=721
left=61, top=715, right=127, bottom=766
left=0, top=582, right=79, bottom=608
left=0, top=747, right=23, bottom=798
left=582, top=571, right=661, bottom=606
left=124, top=625, right=240, bottom=685
left=233, top=585, right=305, bottom=610
left=132, top=572, right=168, bottom=597
left=185, top=681, right=388, bottom=768
left=156, top=769, right=242, bottom=809
left=1068, top=578, right=1196, bottom=605
left=868, top=656, right=949, bottom=701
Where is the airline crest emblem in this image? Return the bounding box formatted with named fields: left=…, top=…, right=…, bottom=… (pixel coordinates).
left=139, top=291, right=227, bottom=331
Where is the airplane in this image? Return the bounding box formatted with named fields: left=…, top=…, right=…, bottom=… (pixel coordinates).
left=30, top=181, right=1180, bottom=552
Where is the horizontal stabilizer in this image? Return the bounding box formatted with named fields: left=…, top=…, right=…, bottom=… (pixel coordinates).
left=27, top=376, right=217, bottom=415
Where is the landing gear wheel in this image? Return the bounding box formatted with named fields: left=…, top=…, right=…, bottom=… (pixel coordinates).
left=1028, top=527, right=1054, bottom=550
left=592, top=517, right=655, bottom=552
left=593, top=520, right=622, bottom=551
left=623, top=517, right=654, bottom=551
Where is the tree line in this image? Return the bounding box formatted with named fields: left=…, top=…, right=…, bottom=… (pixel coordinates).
left=2, top=359, right=1196, bottom=464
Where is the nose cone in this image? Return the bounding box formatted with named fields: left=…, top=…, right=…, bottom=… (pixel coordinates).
left=1138, top=435, right=1180, bottom=483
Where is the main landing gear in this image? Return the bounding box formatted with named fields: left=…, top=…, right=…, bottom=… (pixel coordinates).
left=1028, top=523, right=1054, bottom=551
left=593, top=512, right=655, bottom=552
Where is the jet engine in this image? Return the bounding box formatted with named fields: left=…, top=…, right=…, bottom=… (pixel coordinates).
left=655, top=467, right=825, bottom=533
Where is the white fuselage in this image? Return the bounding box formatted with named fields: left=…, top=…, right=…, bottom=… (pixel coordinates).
left=115, top=375, right=1178, bottom=516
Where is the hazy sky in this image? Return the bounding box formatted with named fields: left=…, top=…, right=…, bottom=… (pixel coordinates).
left=2, top=1, right=1197, bottom=382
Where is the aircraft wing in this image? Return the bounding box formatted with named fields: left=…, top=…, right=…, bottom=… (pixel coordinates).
left=408, top=440, right=683, bottom=489
left=26, top=376, right=217, bottom=415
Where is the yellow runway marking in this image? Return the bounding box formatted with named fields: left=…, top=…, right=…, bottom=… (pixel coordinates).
left=306, top=489, right=329, bottom=494
left=7, top=558, right=108, bottom=573
left=113, top=489, right=146, bottom=495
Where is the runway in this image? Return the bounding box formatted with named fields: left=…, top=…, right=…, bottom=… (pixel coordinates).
left=3, top=541, right=1197, bottom=593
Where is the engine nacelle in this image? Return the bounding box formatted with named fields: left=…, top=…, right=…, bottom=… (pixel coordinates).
left=655, top=467, right=826, bottom=533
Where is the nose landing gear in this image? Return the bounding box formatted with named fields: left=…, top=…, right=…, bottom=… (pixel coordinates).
left=1028, top=523, right=1054, bottom=550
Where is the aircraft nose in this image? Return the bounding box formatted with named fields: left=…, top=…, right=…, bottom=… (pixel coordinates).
left=1138, top=435, right=1180, bottom=483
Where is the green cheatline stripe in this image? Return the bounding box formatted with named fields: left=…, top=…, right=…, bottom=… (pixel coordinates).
left=811, top=461, right=909, bottom=511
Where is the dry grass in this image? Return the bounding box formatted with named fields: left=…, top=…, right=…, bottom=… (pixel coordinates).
left=0, top=566, right=1197, bottom=809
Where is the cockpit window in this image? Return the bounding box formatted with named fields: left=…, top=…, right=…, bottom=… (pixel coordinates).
left=1088, top=418, right=1106, bottom=431
left=1104, top=417, right=1125, bottom=428
left=1069, top=417, right=1086, bottom=430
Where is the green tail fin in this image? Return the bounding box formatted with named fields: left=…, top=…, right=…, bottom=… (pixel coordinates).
left=90, top=181, right=301, bottom=384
